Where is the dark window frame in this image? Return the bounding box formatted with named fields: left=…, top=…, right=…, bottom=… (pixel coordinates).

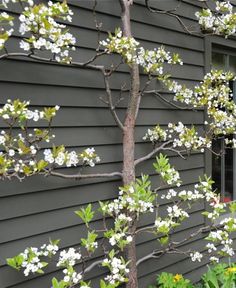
left=204, top=36, right=236, bottom=224
left=211, top=51, right=236, bottom=203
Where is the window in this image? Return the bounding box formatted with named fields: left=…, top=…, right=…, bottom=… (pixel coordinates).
left=211, top=50, right=236, bottom=203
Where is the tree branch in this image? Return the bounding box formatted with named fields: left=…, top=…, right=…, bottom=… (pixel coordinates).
left=136, top=224, right=213, bottom=266
left=134, top=140, right=172, bottom=166
left=172, top=225, right=213, bottom=247
left=136, top=249, right=167, bottom=266
left=49, top=170, right=122, bottom=180
left=135, top=225, right=155, bottom=234
left=145, top=0, right=198, bottom=35
left=102, top=69, right=125, bottom=131
left=161, top=146, right=186, bottom=159
left=0, top=52, right=105, bottom=71
left=144, top=90, right=194, bottom=110
left=84, top=259, right=104, bottom=273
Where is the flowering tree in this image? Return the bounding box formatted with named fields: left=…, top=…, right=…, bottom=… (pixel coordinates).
left=1, top=0, right=236, bottom=288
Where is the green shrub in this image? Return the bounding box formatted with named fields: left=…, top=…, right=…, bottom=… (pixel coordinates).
left=149, top=272, right=194, bottom=288
left=150, top=263, right=236, bottom=288
left=201, top=263, right=236, bottom=288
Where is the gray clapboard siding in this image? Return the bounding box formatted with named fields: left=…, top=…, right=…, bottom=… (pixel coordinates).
left=0, top=125, right=205, bottom=150
left=0, top=82, right=201, bottom=110
left=0, top=107, right=204, bottom=128
left=134, top=0, right=201, bottom=20
left=0, top=182, right=201, bottom=221
left=0, top=56, right=204, bottom=84
left=0, top=0, right=212, bottom=287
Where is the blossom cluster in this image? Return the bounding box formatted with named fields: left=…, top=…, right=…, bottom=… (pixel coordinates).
left=7, top=241, right=59, bottom=276
left=136, top=46, right=183, bottom=74
left=19, top=1, right=75, bottom=63
left=0, top=99, right=58, bottom=177
left=207, top=229, right=235, bottom=260
left=104, top=214, right=133, bottom=250
left=79, top=147, right=101, bottom=167
left=169, top=122, right=211, bottom=152
left=102, top=251, right=129, bottom=286
left=57, top=248, right=82, bottom=285
left=0, top=99, right=100, bottom=179
left=143, top=124, right=167, bottom=142
left=1, top=0, right=33, bottom=7
left=0, top=99, right=59, bottom=121
left=196, top=1, right=236, bottom=37
left=100, top=28, right=139, bottom=64
left=143, top=122, right=211, bottom=153
left=100, top=28, right=182, bottom=75
left=154, top=204, right=190, bottom=239
left=195, top=71, right=236, bottom=136
left=81, top=231, right=98, bottom=253
left=101, top=175, right=155, bottom=217
left=190, top=251, right=203, bottom=262
left=57, top=248, right=81, bottom=267
left=167, top=204, right=189, bottom=220
left=0, top=12, right=14, bottom=50
left=7, top=241, right=86, bottom=288
left=144, top=70, right=236, bottom=154
left=43, top=146, right=100, bottom=168
left=153, top=153, right=181, bottom=187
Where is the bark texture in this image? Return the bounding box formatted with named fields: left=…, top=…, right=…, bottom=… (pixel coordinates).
left=119, top=1, right=141, bottom=287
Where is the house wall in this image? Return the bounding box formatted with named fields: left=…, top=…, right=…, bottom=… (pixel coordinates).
left=0, top=0, right=215, bottom=287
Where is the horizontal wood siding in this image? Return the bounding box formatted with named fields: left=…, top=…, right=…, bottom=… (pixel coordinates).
left=0, top=0, right=213, bottom=287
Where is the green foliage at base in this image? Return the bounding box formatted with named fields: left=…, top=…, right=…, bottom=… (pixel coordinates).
left=149, top=263, right=236, bottom=288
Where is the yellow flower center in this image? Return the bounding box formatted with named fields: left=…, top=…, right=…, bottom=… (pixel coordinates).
left=174, top=274, right=183, bottom=282
left=226, top=267, right=236, bottom=274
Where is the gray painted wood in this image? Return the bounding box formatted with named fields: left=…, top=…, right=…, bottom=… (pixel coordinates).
left=0, top=0, right=222, bottom=287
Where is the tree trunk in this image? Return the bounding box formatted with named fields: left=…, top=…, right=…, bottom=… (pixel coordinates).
left=122, top=104, right=138, bottom=288
left=123, top=114, right=138, bottom=288
left=119, top=1, right=141, bottom=287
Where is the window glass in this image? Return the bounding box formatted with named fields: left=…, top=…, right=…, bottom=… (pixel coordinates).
left=212, top=52, right=226, bottom=70
left=225, top=141, right=233, bottom=202
left=229, top=55, right=236, bottom=74
left=212, top=139, right=222, bottom=198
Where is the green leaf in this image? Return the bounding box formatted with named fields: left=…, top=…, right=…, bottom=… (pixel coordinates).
left=229, top=201, right=236, bottom=213
left=159, top=236, right=169, bottom=246
left=18, top=139, right=31, bottom=154
left=75, top=204, right=94, bottom=226
left=52, top=277, right=60, bottom=288
left=52, top=278, right=66, bottom=288
left=37, top=160, right=48, bottom=171
left=50, top=239, right=60, bottom=246
left=6, top=254, right=24, bottom=270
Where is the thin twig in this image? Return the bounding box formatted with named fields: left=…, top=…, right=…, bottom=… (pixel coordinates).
left=145, top=0, right=198, bottom=35
left=103, top=69, right=125, bottom=130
